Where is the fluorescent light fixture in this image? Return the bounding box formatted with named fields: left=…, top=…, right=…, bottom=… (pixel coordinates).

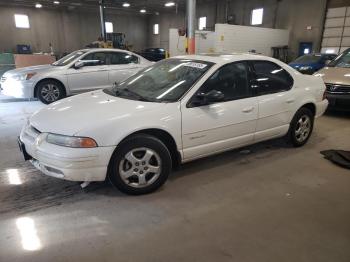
left=325, top=49, right=335, bottom=54
left=153, top=24, right=159, bottom=35
left=251, top=8, right=263, bottom=25
left=14, top=14, right=30, bottom=28
left=35, top=3, right=42, bottom=8
left=304, top=48, right=310, bottom=54
left=165, top=2, right=176, bottom=7
left=105, top=22, right=113, bottom=33
left=140, top=9, right=146, bottom=13
left=53, top=1, right=60, bottom=4
left=123, top=2, right=130, bottom=7
left=199, top=16, right=207, bottom=30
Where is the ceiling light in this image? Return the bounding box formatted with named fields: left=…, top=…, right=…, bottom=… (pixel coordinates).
left=123, top=3, right=130, bottom=7
left=165, top=2, right=175, bottom=7
left=53, top=1, right=60, bottom=4
left=140, top=9, right=146, bottom=13
left=35, top=3, right=42, bottom=8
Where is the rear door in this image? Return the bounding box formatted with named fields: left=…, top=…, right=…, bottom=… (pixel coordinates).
left=66, top=51, right=109, bottom=93
left=181, top=61, right=258, bottom=160
left=107, top=52, right=144, bottom=85
left=250, top=60, right=295, bottom=142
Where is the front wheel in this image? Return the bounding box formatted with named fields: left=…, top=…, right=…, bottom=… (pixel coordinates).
left=36, top=80, right=65, bottom=104
left=288, top=107, right=314, bottom=147
left=108, top=134, right=172, bottom=195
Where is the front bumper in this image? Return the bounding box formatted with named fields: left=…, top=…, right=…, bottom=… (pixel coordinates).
left=0, top=79, right=34, bottom=98
left=326, top=93, right=350, bottom=111
left=19, top=123, right=116, bottom=182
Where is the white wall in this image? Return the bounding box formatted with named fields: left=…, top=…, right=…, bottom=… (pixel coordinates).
left=214, top=24, right=289, bottom=56
left=169, top=24, right=289, bottom=57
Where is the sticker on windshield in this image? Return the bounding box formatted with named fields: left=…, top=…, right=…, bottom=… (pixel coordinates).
left=184, top=62, right=208, bottom=69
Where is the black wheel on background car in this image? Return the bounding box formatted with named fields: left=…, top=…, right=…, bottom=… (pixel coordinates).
left=288, top=107, right=314, bottom=147
left=108, top=134, right=172, bottom=195
left=36, top=80, right=65, bottom=104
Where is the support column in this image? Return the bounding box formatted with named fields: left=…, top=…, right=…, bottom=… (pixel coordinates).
left=99, top=0, right=106, bottom=41
left=186, top=0, right=196, bottom=54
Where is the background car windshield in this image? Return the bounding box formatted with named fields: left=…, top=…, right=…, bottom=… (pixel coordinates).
left=294, top=55, right=321, bottom=64
left=107, top=59, right=214, bottom=102
left=328, top=49, right=350, bottom=68
left=52, top=50, right=87, bottom=66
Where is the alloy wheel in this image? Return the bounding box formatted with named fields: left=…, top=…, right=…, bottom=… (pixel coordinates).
left=40, top=84, right=60, bottom=102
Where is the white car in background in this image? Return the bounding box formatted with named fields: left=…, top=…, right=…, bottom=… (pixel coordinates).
left=19, top=54, right=328, bottom=195
left=0, top=48, right=152, bottom=104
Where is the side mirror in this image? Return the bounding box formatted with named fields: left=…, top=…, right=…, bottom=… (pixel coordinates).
left=74, top=59, right=100, bottom=69
left=74, top=61, right=85, bottom=69
left=191, top=90, right=225, bottom=107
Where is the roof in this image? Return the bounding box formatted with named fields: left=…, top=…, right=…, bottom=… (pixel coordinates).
left=173, top=53, right=277, bottom=65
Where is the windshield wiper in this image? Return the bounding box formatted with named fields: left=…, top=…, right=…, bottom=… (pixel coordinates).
left=115, top=88, right=153, bottom=102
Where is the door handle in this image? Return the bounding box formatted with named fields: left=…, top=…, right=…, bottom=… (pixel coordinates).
left=286, top=98, right=295, bottom=104
left=242, top=106, right=254, bottom=113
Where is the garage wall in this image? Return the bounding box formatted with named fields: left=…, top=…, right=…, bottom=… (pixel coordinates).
left=0, top=6, right=148, bottom=54
left=147, top=0, right=327, bottom=60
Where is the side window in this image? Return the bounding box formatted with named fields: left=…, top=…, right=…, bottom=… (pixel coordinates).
left=197, top=62, right=251, bottom=102
left=109, top=52, right=139, bottom=65
left=252, top=61, right=293, bottom=95
left=81, top=52, right=107, bottom=66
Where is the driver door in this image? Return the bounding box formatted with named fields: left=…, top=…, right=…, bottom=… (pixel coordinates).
left=181, top=62, right=258, bottom=161
left=66, top=51, right=109, bottom=94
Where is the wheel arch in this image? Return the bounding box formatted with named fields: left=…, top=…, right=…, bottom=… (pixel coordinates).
left=34, top=78, right=67, bottom=98
left=117, top=128, right=182, bottom=169
left=299, top=102, right=316, bottom=116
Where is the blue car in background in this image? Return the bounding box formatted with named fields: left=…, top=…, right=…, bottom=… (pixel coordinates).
left=289, top=53, right=337, bottom=75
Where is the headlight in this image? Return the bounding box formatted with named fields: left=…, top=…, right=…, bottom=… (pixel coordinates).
left=12, top=73, right=37, bottom=81
left=313, top=73, right=325, bottom=77
left=46, top=133, right=98, bottom=148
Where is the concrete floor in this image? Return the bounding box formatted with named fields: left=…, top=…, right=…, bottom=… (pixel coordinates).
left=0, top=101, right=349, bottom=262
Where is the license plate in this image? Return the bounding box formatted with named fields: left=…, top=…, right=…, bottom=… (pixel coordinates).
left=17, top=137, right=32, bottom=161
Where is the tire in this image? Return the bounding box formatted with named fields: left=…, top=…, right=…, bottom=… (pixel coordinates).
left=36, top=80, right=65, bottom=104
left=287, top=107, right=314, bottom=147
left=108, top=134, right=172, bottom=195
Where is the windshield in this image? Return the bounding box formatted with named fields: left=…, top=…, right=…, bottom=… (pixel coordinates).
left=52, top=50, right=87, bottom=66
left=104, top=59, right=214, bottom=102
left=293, top=55, right=321, bottom=64
left=328, top=49, right=350, bottom=68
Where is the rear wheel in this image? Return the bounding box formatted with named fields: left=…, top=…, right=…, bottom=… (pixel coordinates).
left=288, top=107, right=314, bottom=147
left=36, top=80, right=65, bottom=104
left=108, top=134, right=172, bottom=195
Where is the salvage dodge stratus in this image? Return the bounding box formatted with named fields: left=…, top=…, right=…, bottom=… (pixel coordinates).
left=19, top=54, right=328, bottom=195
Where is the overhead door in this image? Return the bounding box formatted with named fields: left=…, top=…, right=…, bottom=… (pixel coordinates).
left=321, top=7, right=350, bottom=54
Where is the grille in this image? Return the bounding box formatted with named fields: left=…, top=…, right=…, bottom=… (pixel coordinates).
left=325, top=84, right=350, bottom=94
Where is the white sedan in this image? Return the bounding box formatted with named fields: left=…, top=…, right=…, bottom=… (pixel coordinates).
left=0, top=48, right=152, bottom=104
left=19, top=54, right=328, bottom=195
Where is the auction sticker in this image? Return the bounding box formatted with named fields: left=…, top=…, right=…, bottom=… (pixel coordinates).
left=184, top=62, right=208, bottom=69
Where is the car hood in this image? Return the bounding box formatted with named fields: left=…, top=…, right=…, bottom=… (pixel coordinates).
left=5, top=64, right=57, bottom=75
left=318, top=67, right=350, bottom=85
left=30, top=90, right=169, bottom=136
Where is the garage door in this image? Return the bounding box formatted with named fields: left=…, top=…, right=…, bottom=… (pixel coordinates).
left=321, top=7, right=350, bottom=54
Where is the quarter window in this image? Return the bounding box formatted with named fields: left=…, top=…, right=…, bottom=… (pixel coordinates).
left=197, top=62, right=251, bottom=102
left=252, top=61, right=294, bottom=95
